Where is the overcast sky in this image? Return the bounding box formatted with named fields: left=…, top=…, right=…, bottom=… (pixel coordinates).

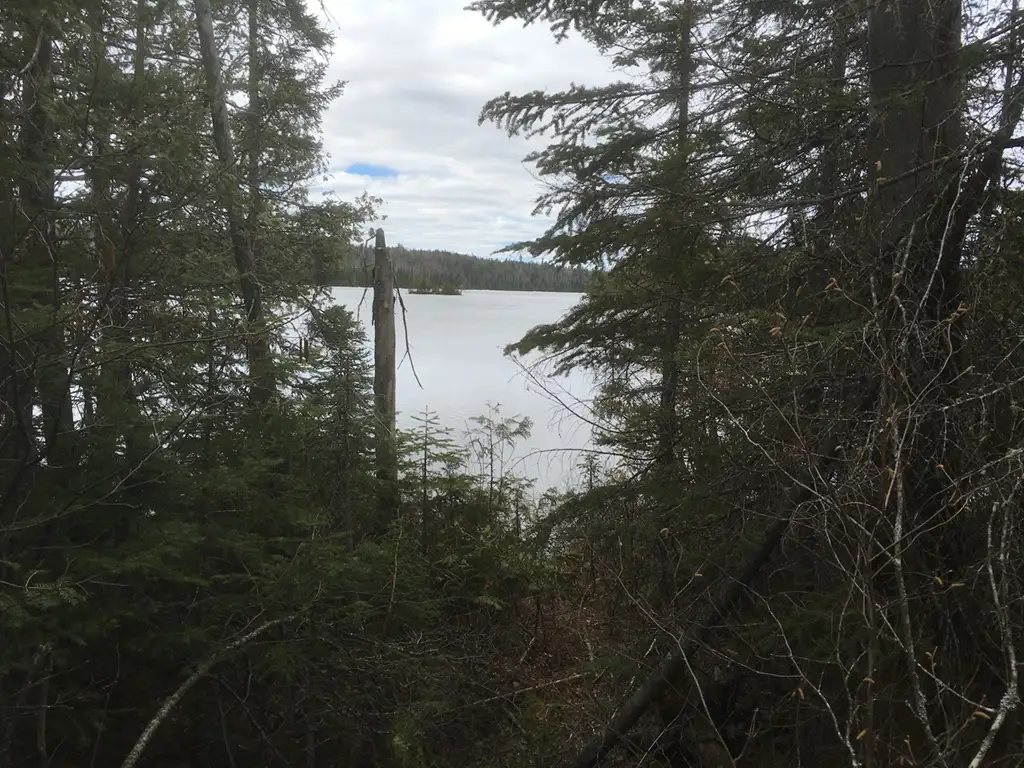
left=312, top=0, right=617, bottom=258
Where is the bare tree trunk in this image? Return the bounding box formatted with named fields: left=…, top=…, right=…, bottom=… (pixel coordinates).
left=18, top=22, right=72, bottom=464
left=867, top=0, right=965, bottom=309
left=193, top=0, right=272, bottom=402
left=90, top=0, right=155, bottom=461
left=246, top=0, right=263, bottom=306
left=372, top=228, right=397, bottom=527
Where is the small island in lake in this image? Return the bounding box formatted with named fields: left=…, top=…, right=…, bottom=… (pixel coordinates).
left=408, top=284, right=463, bottom=296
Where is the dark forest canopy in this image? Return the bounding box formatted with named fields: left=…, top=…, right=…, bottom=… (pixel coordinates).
left=3, top=0, right=1024, bottom=766
left=327, top=243, right=595, bottom=292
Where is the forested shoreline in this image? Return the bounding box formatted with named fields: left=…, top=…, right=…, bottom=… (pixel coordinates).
left=3, top=0, right=1024, bottom=766
left=327, top=244, right=593, bottom=293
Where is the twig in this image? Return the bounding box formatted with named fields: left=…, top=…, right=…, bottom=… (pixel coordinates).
left=462, top=672, right=588, bottom=709
left=967, top=498, right=1021, bottom=768
left=382, top=526, right=403, bottom=635
left=394, top=284, right=423, bottom=389
left=517, top=635, right=537, bottom=665
left=889, top=420, right=949, bottom=768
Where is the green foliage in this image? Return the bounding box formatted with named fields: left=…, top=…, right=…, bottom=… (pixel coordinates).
left=6, top=0, right=1023, bottom=766
left=467, top=0, right=1024, bottom=765
left=0, top=2, right=559, bottom=766
left=329, top=243, right=594, bottom=292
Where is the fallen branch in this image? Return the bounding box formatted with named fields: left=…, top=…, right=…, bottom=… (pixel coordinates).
left=120, top=614, right=298, bottom=768
left=569, top=515, right=791, bottom=768
left=465, top=672, right=589, bottom=709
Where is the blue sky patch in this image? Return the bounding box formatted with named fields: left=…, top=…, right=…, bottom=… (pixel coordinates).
left=344, top=162, right=399, bottom=178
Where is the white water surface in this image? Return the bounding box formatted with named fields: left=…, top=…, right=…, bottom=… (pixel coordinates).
left=327, top=287, right=595, bottom=493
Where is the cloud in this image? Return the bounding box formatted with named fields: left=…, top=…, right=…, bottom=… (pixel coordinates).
left=311, top=0, right=618, bottom=257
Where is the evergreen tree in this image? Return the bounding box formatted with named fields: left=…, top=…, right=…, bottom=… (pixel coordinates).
left=329, top=243, right=595, bottom=292
left=7, top=0, right=1024, bottom=765
left=474, top=0, right=1024, bottom=765
left=0, top=4, right=562, bottom=758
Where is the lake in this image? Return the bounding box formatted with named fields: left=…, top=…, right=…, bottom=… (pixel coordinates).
left=328, top=287, right=594, bottom=493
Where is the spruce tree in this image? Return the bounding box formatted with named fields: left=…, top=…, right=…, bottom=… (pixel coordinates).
left=475, top=0, right=1024, bottom=764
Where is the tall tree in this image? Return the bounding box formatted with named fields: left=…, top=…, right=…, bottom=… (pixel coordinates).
left=193, top=0, right=268, bottom=401
left=475, top=0, right=1024, bottom=764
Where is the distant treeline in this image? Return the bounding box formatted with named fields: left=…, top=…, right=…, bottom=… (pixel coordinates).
left=327, top=245, right=594, bottom=293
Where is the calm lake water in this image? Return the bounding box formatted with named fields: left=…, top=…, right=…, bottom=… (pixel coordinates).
left=328, top=287, right=594, bottom=492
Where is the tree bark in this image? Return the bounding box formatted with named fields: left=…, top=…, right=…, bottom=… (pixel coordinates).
left=372, top=228, right=398, bottom=526
left=247, top=0, right=263, bottom=299
left=655, top=4, right=692, bottom=470
left=193, top=0, right=272, bottom=401
left=17, top=20, right=73, bottom=463
left=867, top=0, right=964, bottom=288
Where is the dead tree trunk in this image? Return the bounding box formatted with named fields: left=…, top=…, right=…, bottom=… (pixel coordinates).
left=372, top=228, right=398, bottom=527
